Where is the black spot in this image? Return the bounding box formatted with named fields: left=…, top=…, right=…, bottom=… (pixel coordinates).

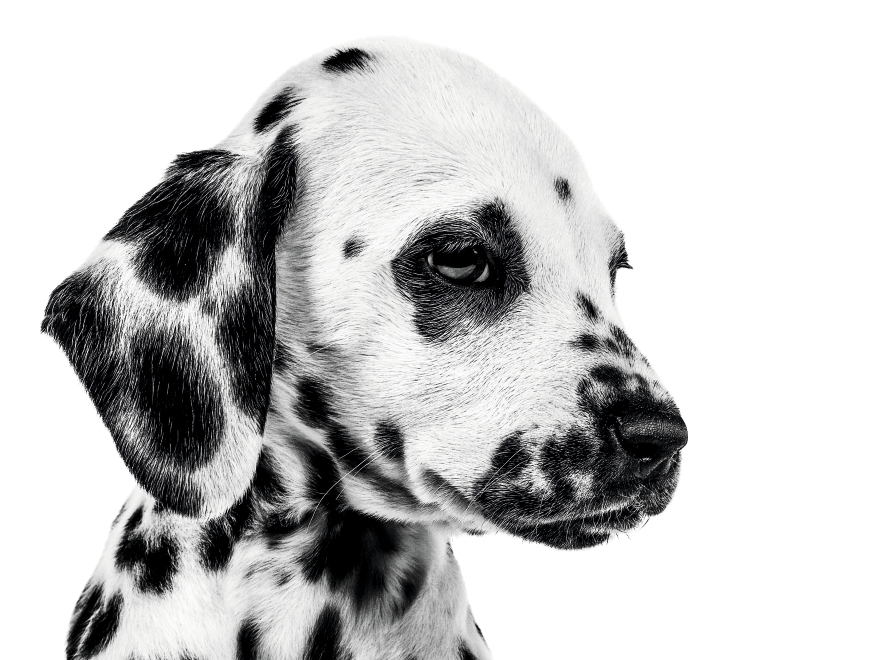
left=592, top=364, right=627, bottom=389
left=458, top=642, right=478, bottom=660
left=253, top=87, right=302, bottom=134
left=578, top=293, right=600, bottom=322
left=609, top=325, right=636, bottom=358
left=79, top=591, right=123, bottom=658
left=391, top=200, right=530, bottom=342
left=374, top=421, right=405, bottom=461
left=67, top=583, right=102, bottom=659
left=236, top=619, right=261, bottom=660
left=554, top=177, right=571, bottom=201
left=252, top=448, right=287, bottom=505
left=105, top=149, right=239, bottom=300
left=130, top=326, right=224, bottom=470
left=115, top=506, right=180, bottom=594
left=490, top=432, right=529, bottom=481
left=342, top=237, right=365, bottom=259
left=262, top=511, right=302, bottom=548
left=304, top=606, right=352, bottom=660
left=573, top=333, right=600, bottom=351
left=299, top=441, right=344, bottom=505
left=322, top=48, right=372, bottom=74
left=296, top=378, right=334, bottom=430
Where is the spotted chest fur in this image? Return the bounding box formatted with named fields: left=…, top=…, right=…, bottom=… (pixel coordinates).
left=46, top=38, right=687, bottom=660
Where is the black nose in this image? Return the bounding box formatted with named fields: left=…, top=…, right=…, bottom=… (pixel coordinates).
left=615, top=411, right=688, bottom=478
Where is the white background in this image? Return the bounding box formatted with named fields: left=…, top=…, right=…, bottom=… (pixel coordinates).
left=2, top=1, right=878, bottom=658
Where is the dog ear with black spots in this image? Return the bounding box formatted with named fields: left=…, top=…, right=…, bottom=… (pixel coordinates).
left=42, top=127, right=297, bottom=518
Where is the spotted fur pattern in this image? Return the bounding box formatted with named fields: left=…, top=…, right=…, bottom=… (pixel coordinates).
left=45, top=38, right=687, bottom=659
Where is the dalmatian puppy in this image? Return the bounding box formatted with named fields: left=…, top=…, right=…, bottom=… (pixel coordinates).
left=44, top=38, right=687, bottom=660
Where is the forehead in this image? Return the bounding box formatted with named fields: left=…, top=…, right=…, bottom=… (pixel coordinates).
left=236, top=40, right=622, bottom=271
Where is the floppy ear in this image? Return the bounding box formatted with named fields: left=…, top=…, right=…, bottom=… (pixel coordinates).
left=42, top=128, right=297, bottom=517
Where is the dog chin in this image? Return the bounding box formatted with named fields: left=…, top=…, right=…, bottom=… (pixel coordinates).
left=487, top=477, right=680, bottom=550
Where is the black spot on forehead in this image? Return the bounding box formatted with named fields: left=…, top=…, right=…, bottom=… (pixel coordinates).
left=322, top=48, right=372, bottom=74
left=391, top=199, right=530, bottom=343
left=554, top=177, right=571, bottom=202
left=578, top=293, right=601, bottom=322
left=374, top=421, right=405, bottom=461
left=105, top=149, right=239, bottom=301
left=304, top=606, right=351, bottom=660
left=253, top=86, right=302, bottom=134
left=130, top=326, right=223, bottom=471
left=343, top=236, right=365, bottom=259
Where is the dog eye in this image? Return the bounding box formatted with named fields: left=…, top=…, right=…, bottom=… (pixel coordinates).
left=427, top=246, right=491, bottom=284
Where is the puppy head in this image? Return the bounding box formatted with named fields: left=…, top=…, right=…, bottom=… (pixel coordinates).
left=44, top=39, right=686, bottom=545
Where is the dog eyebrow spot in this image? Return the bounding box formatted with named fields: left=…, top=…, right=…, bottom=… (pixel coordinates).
left=343, top=236, right=365, bottom=259
left=322, top=48, right=372, bottom=73
left=554, top=177, right=571, bottom=202
left=253, top=86, right=302, bottom=134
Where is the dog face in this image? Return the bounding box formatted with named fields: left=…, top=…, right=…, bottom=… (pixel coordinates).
left=43, top=39, right=685, bottom=550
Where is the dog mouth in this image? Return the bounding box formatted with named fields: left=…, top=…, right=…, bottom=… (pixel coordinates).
left=473, top=472, right=681, bottom=550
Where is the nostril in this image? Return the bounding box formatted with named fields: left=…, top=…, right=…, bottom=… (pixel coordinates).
left=614, top=412, right=688, bottom=463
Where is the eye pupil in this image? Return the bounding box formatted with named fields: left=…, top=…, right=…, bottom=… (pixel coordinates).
left=428, top=246, right=491, bottom=284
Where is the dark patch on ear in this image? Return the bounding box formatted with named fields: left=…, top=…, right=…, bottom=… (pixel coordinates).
left=115, top=505, right=180, bottom=594
left=253, top=87, right=302, bottom=134
left=422, top=469, right=473, bottom=512
left=573, top=333, right=600, bottom=351
left=78, top=591, right=123, bottom=658
left=322, top=48, right=372, bottom=74
left=236, top=619, right=262, bottom=660
left=459, top=642, right=478, bottom=660
left=592, top=364, right=627, bottom=389
left=343, top=236, right=365, bottom=259
left=578, top=293, right=600, bottom=322
left=217, top=125, right=297, bottom=429
left=391, top=200, right=531, bottom=342
left=554, top=177, right=571, bottom=201
left=374, top=421, right=405, bottom=461
left=42, top=270, right=125, bottom=436
left=304, top=606, right=352, bottom=660
left=131, top=326, right=224, bottom=470
left=105, top=150, right=239, bottom=300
